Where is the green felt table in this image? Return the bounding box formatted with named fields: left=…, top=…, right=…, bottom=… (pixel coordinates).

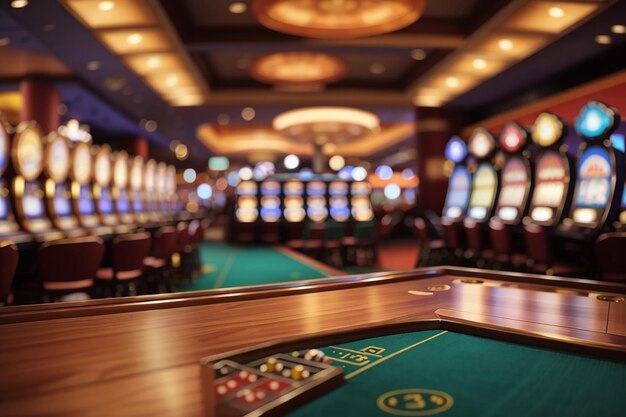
left=290, top=330, right=626, bottom=417
left=176, top=242, right=332, bottom=291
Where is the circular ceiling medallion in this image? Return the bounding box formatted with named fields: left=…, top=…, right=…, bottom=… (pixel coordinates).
left=273, top=107, right=380, bottom=144
left=249, top=52, right=347, bottom=86
left=253, top=0, right=426, bottom=39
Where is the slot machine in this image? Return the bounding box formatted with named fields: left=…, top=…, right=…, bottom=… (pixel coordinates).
left=155, top=162, right=169, bottom=218
left=43, top=133, right=84, bottom=236
left=466, top=128, right=499, bottom=223
left=0, top=116, right=25, bottom=242
left=493, top=122, right=532, bottom=225
left=306, top=180, right=328, bottom=223
left=329, top=180, right=350, bottom=222
left=143, top=159, right=160, bottom=223
left=11, top=122, right=63, bottom=241
left=350, top=181, right=373, bottom=222
left=70, top=142, right=102, bottom=232
left=442, top=136, right=471, bottom=221
left=260, top=179, right=281, bottom=222
left=166, top=165, right=179, bottom=217
left=92, top=145, right=118, bottom=228
left=235, top=180, right=259, bottom=223
left=129, top=156, right=148, bottom=224
left=525, top=112, right=573, bottom=227
left=283, top=179, right=305, bottom=222
left=112, top=151, right=134, bottom=225
left=561, top=101, right=623, bottom=235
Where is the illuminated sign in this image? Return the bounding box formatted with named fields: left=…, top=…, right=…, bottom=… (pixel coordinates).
left=531, top=112, right=565, bottom=147
left=575, top=101, right=618, bottom=140
left=445, top=136, right=467, bottom=163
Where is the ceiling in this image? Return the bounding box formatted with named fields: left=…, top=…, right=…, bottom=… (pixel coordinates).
left=0, top=0, right=624, bottom=170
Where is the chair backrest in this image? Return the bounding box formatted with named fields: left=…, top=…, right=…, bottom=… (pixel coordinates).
left=377, top=214, right=394, bottom=240
left=286, top=221, right=306, bottom=240
left=414, top=218, right=429, bottom=243
left=595, top=232, right=626, bottom=280
left=0, top=241, right=18, bottom=300
left=524, top=223, right=552, bottom=265
left=323, top=221, right=344, bottom=241
left=489, top=218, right=511, bottom=255
left=38, top=236, right=105, bottom=288
left=354, top=220, right=376, bottom=240
left=152, top=226, right=178, bottom=261
left=189, top=220, right=206, bottom=245
left=441, top=218, right=462, bottom=249
left=463, top=218, right=484, bottom=253
left=112, top=232, right=152, bottom=272
left=176, top=222, right=190, bottom=251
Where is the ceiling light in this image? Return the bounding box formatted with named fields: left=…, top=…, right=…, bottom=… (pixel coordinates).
left=595, top=35, right=611, bottom=44
left=165, top=75, right=179, bottom=87
left=249, top=52, right=347, bottom=86
left=146, top=56, right=161, bottom=69
left=175, top=144, right=188, bottom=160
left=411, top=49, right=426, bottom=60
left=86, top=61, right=101, bottom=71
left=98, top=1, right=115, bottom=12
left=472, top=58, right=487, bottom=70
left=143, top=119, right=158, bottom=132
left=369, top=63, right=386, bottom=74
left=183, top=168, right=197, bottom=183
left=284, top=154, right=300, bottom=170
left=611, top=25, right=626, bottom=34
left=446, top=77, right=460, bottom=88
left=498, top=39, right=513, bottom=51
left=241, top=107, right=256, bottom=121
left=127, top=33, right=143, bottom=45
left=10, top=0, right=28, bottom=9
left=548, top=7, right=564, bottom=18
left=0, top=38, right=10, bottom=47
left=329, top=155, right=345, bottom=171
left=229, top=2, right=247, bottom=14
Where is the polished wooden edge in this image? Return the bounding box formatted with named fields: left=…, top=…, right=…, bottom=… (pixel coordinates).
left=2, top=267, right=624, bottom=324
left=272, top=244, right=344, bottom=276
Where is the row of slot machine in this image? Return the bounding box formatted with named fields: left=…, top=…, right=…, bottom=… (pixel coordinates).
left=0, top=117, right=181, bottom=246
left=235, top=175, right=374, bottom=224
left=442, top=100, right=624, bottom=244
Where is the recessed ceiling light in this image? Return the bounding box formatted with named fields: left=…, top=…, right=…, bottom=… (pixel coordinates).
left=98, top=1, right=115, bottom=12
left=10, top=0, right=28, bottom=9
left=229, top=2, right=247, bottom=14
left=127, top=33, right=143, bottom=45
left=165, top=75, right=178, bottom=87
left=595, top=35, right=612, bottom=44
left=611, top=25, right=626, bottom=34
left=472, top=58, right=487, bottom=70
left=446, top=77, right=460, bottom=88
left=498, top=38, right=513, bottom=51
left=146, top=56, right=161, bottom=69
left=0, top=38, right=10, bottom=47
left=241, top=107, right=256, bottom=121
left=144, top=120, right=158, bottom=132
left=548, top=7, right=564, bottom=18
left=369, top=63, right=386, bottom=74
left=410, top=49, right=426, bottom=60
left=86, top=60, right=101, bottom=71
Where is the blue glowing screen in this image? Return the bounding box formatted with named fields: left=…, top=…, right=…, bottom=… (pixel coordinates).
left=445, top=136, right=468, bottom=163
left=575, top=147, right=611, bottom=208
left=576, top=101, right=615, bottom=140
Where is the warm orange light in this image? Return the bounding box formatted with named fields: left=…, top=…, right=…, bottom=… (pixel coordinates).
left=11, top=0, right=28, bottom=9
left=127, top=33, right=142, bottom=45
left=98, top=1, right=114, bottom=12
left=249, top=52, right=347, bottom=86
left=472, top=58, right=487, bottom=70
left=548, top=7, right=564, bottom=18
left=498, top=38, right=513, bottom=51
left=253, top=0, right=426, bottom=39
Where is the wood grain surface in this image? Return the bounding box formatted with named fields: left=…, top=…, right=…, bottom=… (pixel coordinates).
left=0, top=267, right=624, bottom=417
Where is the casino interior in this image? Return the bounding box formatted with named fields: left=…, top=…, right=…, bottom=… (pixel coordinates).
left=0, top=1, right=626, bottom=416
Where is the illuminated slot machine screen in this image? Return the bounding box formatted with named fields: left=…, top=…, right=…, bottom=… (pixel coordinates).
left=496, top=157, right=529, bottom=222
left=236, top=181, right=258, bottom=223
left=351, top=181, right=373, bottom=222
left=571, top=147, right=612, bottom=225
left=0, top=122, right=10, bottom=222
left=23, top=182, right=45, bottom=219
left=529, top=151, right=567, bottom=223
left=130, top=158, right=144, bottom=213
left=78, top=185, right=95, bottom=215
left=70, top=142, right=96, bottom=219
left=306, top=181, right=328, bottom=222
left=468, top=164, right=497, bottom=221
left=620, top=183, right=626, bottom=224
left=98, top=187, right=114, bottom=215
left=260, top=180, right=281, bottom=222
left=444, top=166, right=471, bottom=220
left=113, top=154, right=130, bottom=214
left=53, top=184, right=72, bottom=217
left=156, top=163, right=168, bottom=212
left=329, top=181, right=350, bottom=222
left=144, top=159, right=157, bottom=214
left=283, top=180, right=305, bottom=222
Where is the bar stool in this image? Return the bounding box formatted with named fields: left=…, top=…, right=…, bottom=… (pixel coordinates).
left=0, top=241, right=18, bottom=305
left=524, top=223, right=584, bottom=277
left=488, top=218, right=528, bottom=271
left=441, top=218, right=466, bottom=265
left=143, top=226, right=178, bottom=293
left=95, top=232, right=151, bottom=297
left=595, top=232, right=626, bottom=281
left=38, top=236, right=105, bottom=302
left=464, top=218, right=494, bottom=268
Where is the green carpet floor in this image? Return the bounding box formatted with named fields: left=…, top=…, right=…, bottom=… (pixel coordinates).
left=176, top=242, right=334, bottom=292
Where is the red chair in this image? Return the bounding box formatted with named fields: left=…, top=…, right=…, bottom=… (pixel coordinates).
left=96, top=232, right=151, bottom=297
left=464, top=218, right=494, bottom=268
left=524, top=223, right=584, bottom=277
left=0, top=241, right=18, bottom=305
left=260, top=222, right=282, bottom=244
left=285, top=221, right=307, bottom=251
left=188, top=219, right=208, bottom=275
left=414, top=218, right=446, bottom=267
left=595, top=232, right=626, bottom=281
left=488, top=218, right=528, bottom=271
left=38, top=236, right=105, bottom=302
left=441, top=217, right=465, bottom=264
left=143, top=226, right=178, bottom=293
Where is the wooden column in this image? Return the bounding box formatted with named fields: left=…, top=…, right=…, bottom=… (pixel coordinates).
left=120, top=136, right=149, bottom=159
left=20, top=80, right=60, bottom=133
